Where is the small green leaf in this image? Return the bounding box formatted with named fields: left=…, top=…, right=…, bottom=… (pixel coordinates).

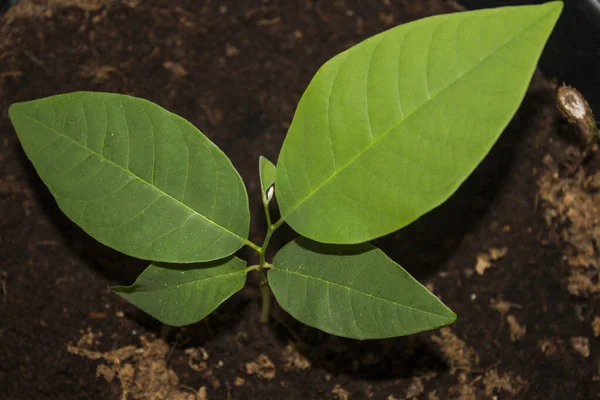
left=276, top=2, right=562, bottom=244
left=259, top=156, right=276, bottom=203
left=9, top=92, right=250, bottom=262
left=268, top=238, right=456, bottom=339
left=112, top=256, right=247, bottom=326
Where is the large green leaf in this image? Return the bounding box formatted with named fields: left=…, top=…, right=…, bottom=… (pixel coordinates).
left=268, top=238, right=456, bottom=339
left=9, top=92, right=250, bottom=262
left=276, top=2, right=562, bottom=243
left=112, top=256, right=247, bottom=326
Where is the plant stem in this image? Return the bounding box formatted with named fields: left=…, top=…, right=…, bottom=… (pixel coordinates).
left=256, top=191, right=282, bottom=323
left=259, top=227, right=275, bottom=270
left=262, top=194, right=272, bottom=228
left=245, top=240, right=262, bottom=253
left=260, top=274, right=271, bottom=323
left=257, top=225, right=276, bottom=322
left=244, top=240, right=260, bottom=253
left=244, top=265, right=260, bottom=273
left=271, top=218, right=284, bottom=230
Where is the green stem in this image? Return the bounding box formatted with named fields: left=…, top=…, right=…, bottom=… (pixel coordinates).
left=259, top=227, right=275, bottom=269
left=262, top=195, right=272, bottom=228
left=258, top=226, right=276, bottom=323
left=245, top=240, right=262, bottom=253
left=257, top=194, right=282, bottom=323
left=260, top=274, right=271, bottom=323
left=271, top=218, right=284, bottom=230
left=244, top=265, right=260, bottom=273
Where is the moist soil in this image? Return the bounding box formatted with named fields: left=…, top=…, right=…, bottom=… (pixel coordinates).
left=1, top=1, right=599, bottom=399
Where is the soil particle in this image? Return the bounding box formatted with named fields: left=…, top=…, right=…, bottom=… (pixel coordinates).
left=3, top=0, right=113, bottom=18
left=331, top=383, right=350, bottom=400
left=538, top=337, right=566, bottom=358
left=592, top=316, right=600, bottom=338
left=234, top=376, right=245, bottom=387
left=482, top=369, right=525, bottom=397
left=474, top=254, right=492, bottom=276
left=163, top=61, right=188, bottom=79
left=68, top=332, right=201, bottom=400
left=489, top=298, right=522, bottom=318
left=475, top=246, right=508, bottom=276
left=506, top=314, right=527, bottom=342
left=538, top=161, right=600, bottom=269
left=430, top=328, right=478, bottom=375
left=184, top=347, right=209, bottom=362
left=282, top=343, right=311, bottom=371
left=404, top=377, right=425, bottom=398
left=448, top=372, right=477, bottom=400
left=570, top=337, right=591, bottom=358
left=538, top=155, right=600, bottom=297
left=245, top=354, right=276, bottom=380
left=426, top=392, right=440, bottom=400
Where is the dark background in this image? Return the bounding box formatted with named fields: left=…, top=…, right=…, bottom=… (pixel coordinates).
left=2, top=0, right=599, bottom=110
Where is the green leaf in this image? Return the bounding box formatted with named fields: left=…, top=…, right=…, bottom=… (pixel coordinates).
left=259, top=156, right=276, bottom=203
left=268, top=238, right=456, bottom=339
left=276, top=2, right=562, bottom=243
left=9, top=92, right=250, bottom=262
left=112, top=256, right=247, bottom=326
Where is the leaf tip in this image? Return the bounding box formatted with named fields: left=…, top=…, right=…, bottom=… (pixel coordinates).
left=439, top=307, right=458, bottom=327
left=8, top=101, right=24, bottom=121
left=109, top=285, right=130, bottom=295
left=550, top=0, right=564, bottom=10
left=447, top=309, right=458, bottom=323
left=8, top=101, right=34, bottom=140
left=542, top=0, right=563, bottom=19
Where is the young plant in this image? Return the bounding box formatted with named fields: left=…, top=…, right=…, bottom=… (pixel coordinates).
left=9, top=2, right=562, bottom=339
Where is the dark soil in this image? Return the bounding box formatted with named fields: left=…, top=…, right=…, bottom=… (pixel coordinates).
left=1, top=1, right=599, bottom=399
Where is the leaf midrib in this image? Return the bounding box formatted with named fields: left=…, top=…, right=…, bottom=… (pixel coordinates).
left=118, top=269, right=246, bottom=293
left=281, top=6, right=556, bottom=219
left=14, top=108, right=248, bottom=245
left=272, top=266, right=453, bottom=320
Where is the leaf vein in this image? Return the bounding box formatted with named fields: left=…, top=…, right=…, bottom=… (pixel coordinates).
left=16, top=110, right=247, bottom=244
left=274, top=267, right=451, bottom=320
left=282, top=9, right=555, bottom=220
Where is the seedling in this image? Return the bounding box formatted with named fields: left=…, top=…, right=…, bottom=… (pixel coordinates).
left=9, top=2, right=562, bottom=339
